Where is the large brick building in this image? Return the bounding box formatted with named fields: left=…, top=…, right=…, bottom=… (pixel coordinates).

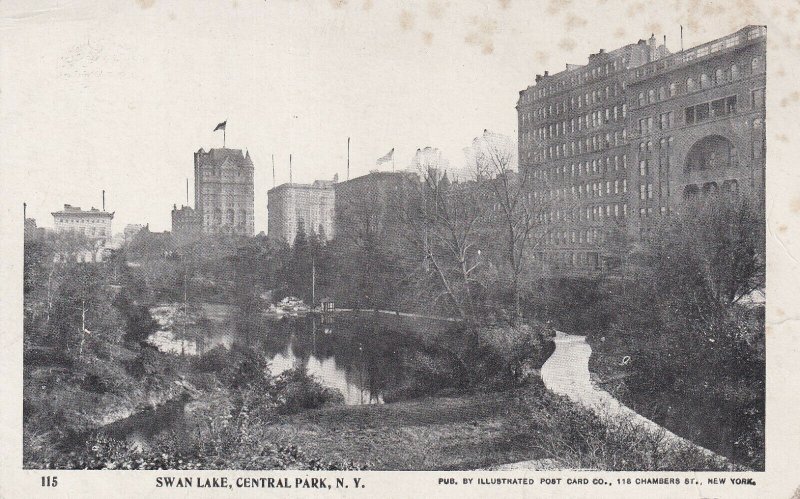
left=516, top=25, right=766, bottom=272
left=194, top=148, right=255, bottom=236
left=267, top=177, right=336, bottom=244
left=627, top=26, right=766, bottom=241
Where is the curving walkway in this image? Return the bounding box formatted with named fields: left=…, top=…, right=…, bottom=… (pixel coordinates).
left=490, top=332, right=731, bottom=471
left=541, top=332, right=726, bottom=460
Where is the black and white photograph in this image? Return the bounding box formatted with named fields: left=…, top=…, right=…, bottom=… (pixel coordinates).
left=2, top=0, right=798, bottom=497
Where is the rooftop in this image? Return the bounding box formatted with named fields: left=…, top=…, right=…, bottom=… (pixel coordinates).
left=195, top=147, right=253, bottom=168
left=52, top=204, right=114, bottom=217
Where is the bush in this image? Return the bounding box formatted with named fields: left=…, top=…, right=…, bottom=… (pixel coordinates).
left=507, top=383, right=733, bottom=471
left=271, top=367, right=344, bottom=414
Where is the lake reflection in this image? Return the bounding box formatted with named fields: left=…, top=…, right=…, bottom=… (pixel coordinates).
left=148, top=304, right=455, bottom=405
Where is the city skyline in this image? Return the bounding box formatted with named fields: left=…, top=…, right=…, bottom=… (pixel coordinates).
left=1, top=0, right=776, bottom=232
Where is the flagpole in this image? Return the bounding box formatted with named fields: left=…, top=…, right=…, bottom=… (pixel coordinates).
left=347, top=137, right=350, bottom=181
left=272, top=154, right=276, bottom=188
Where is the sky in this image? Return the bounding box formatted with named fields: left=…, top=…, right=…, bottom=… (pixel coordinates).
left=0, top=0, right=789, bottom=232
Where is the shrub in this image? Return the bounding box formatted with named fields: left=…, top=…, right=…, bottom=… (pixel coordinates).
left=271, top=367, right=344, bottom=414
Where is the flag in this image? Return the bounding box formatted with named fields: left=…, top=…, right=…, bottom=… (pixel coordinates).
left=376, top=148, right=394, bottom=166
left=214, top=120, right=227, bottom=132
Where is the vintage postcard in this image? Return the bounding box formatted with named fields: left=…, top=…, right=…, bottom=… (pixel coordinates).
left=1, top=0, right=798, bottom=497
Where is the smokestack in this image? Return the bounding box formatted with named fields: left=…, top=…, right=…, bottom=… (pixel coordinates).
left=289, top=154, right=293, bottom=184
left=102, top=190, right=105, bottom=211
left=186, top=178, right=189, bottom=205
left=347, top=137, right=350, bottom=181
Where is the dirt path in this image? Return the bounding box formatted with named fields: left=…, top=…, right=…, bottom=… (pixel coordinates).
left=541, top=332, right=726, bottom=457
left=490, top=332, right=731, bottom=471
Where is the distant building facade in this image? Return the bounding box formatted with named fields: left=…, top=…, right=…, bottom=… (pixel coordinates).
left=334, top=171, right=419, bottom=244
left=516, top=25, right=766, bottom=273
left=123, top=223, right=145, bottom=243
left=51, top=204, right=114, bottom=242
left=171, top=205, right=202, bottom=241
left=268, top=177, right=336, bottom=244
left=194, top=148, right=255, bottom=236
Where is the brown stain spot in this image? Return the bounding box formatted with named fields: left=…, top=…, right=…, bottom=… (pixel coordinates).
left=626, top=1, right=645, bottom=17
left=534, top=50, right=549, bottom=63
left=776, top=307, right=785, bottom=317
left=329, top=0, right=347, bottom=8
left=399, top=9, right=415, bottom=31
left=777, top=67, right=786, bottom=78
left=427, top=0, right=446, bottom=19
left=168, top=11, right=176, bottom=20
left=613, top=27, right=626, bottom=39
left=422, top=31, right=434, bottom=46
left=791, top=197, right=800, bottom=213
left=465, top=16, right=497, bottom=55
left=136, top=0, right=155, bottom=8
left=777, top=133, right=789, bottom=143
left=362, top=0, right=373, bottom=10
left=646, top=22, right=663, bottom=35
left=780, top=91, right=800, bottom=108
left=558, top=38, right=577, bottom=52
left=778, top=224, right=788, bottom=233
left=498, top=0, right=511, bottom=8
left=564, top=13, right=587, bottom=31
left=546, top=0, right=572, bottom=16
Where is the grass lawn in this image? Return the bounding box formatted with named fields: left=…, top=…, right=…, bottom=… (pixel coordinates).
left=257, top=388, right=546, bottom=470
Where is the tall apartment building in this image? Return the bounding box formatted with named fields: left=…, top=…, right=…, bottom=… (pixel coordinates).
left=267, top=177, right=336, bottom=244
left=627, top=26, right=766, bottom=241
left=517, top=26, right=766, bottom=273
left=194, top=148, right=255, bottom=236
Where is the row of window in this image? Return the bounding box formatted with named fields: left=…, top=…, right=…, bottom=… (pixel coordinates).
left=540, top=202, right=629, bottom=225
left=521, top=58, right=627, bottom=104
left=57, top=217, right=109, bottom=224
left=536, top=178, right=629, bottom=203
left=532, top=155, right=629, bottom=183
left=634, top=57, right=763, bottom=108
left=637, top=111, right=676, bottom=134
left=526, top=130, right=629, bottom=162
left=544, top=224, right=620, bottom=247
left=521, top=104, right=628, bottom=143
left=523, top=83, right=624, bottom=121
left=685, top=95, right=738, bottom=125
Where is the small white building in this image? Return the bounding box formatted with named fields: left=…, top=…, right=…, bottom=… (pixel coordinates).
left=51, top=204, right=115, bottom=262
left=52, top=204, right=114, bottom=241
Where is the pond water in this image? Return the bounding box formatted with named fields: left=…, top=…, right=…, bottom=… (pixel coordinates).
left=147, top=303, right=457, bottom=405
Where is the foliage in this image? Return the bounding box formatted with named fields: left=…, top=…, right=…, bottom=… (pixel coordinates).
left=271, top=367, right=345, bottom=414
left=506, top=382, right=733, bottom=471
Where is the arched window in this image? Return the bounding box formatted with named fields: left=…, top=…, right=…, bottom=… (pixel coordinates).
left=648, top=88, right=656, bottom=102
left=638, top=92, right=646, bottom=106
left=731, top=63, right=739, bottom=79
left=227, top=209, right=235, bottom=224
left=686, top=77, right=695, bottom=92
left=715, top=68, right=724, bottom=84
left=701, top=73, right=710, bottom=89
left=751, top=57, right=761, bottom=73
left=658, top=86, right=667, bottom=100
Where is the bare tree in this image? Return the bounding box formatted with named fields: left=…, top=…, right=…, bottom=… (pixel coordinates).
left=464, top=130, right=549, bottom=325
left=402, top=147, right=488, bottom=329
